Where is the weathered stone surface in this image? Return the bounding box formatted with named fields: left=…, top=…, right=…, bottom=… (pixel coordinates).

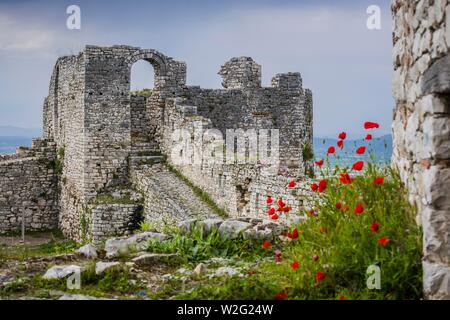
left=193, top=263, right=208, bottom=276
left=43, top=265, right=82, bottom=280
left=95, top=262, right=121, bottom=275
left=104, top=231, right=170, bottom=258
left=218, top=220, right=252, bottom=239
left=76, top=244, right=98, bottom=259
left=423, top=261, right=450, bottom=299
left=198, top=218, right=224, bottom=234
left=131, top=253, right=180, bottom=267
left=422, top=55, right=450, bottom=94
left=392, top=0, right=450, bottom=300
left=214, top=267, right=242, bottom=277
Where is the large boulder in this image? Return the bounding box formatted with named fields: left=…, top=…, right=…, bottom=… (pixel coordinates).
left=131, top=253, right=181, bottom=267
left=43, top=265, right=82, bottom=280
left=218, top=220, right=252, bottom=239
left=104, top=232, right=170, bottom=258
left=76, top=244, right=98, bottom=259
left=95, top=262, right=121, bottom=275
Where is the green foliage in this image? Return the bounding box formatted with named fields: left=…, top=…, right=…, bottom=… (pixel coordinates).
left=146, top=226, right=268, bottom=264
left=302, top=142, right=314, bottom=162
left=131, top=88, right=153, bottom=97
left=166, top=164, right=228, bottom=218
left=178, top=166, right=422, bottom=300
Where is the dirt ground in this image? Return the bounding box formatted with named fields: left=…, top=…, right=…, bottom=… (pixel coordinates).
left=0, top=232, right=57, bottom=246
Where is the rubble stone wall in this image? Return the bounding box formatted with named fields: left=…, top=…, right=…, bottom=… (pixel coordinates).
left=392, top=0, right=450, bottom=299
left=0, top=139, right=58, bottom=233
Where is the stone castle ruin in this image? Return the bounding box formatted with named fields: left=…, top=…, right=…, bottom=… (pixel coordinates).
left=0, top=46, right=313, bottom=243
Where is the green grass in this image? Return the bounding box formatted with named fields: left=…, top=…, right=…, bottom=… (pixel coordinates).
left=146, top=226, right=269, bottom=264
left=0, top=263, right=144, bottom=299
left=0, top=239, right=79, bottom=261
left=131, top=88, right=153, bottom=98
left=166, top=164, right=229, bottom=218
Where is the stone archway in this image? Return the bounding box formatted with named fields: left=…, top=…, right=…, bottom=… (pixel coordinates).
left=125, top=49, right=168, bottom=90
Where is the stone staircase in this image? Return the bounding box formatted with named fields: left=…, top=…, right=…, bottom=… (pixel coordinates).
left=131, top=163, right=221, bottom=223
left=130, top=142, right=165, bottom=167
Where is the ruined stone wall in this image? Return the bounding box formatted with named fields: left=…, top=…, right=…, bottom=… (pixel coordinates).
left=179, top=60, right=313, bottom=174
left=0, top=139, right=58, bottom=233
left=90, top=204, right=143, bottom=244
left=392, top=0, right=450, bottom=299
left=42, top=53, right=86, bottom=240
left=160, top=57, right=313, bottom=218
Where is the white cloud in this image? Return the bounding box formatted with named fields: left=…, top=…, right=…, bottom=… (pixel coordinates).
left=0, top=13, right=57, bottom=53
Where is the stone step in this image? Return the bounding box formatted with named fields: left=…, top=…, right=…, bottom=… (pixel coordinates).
left=130, top=155, right=165, bottom=166
left=132, top=164, right=220, bottom=222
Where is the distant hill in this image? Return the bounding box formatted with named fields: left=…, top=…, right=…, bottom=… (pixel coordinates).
left=0, top=126, right=42, bottom=137
left=313, top=134, right=392, bottom=166
left=0, top=129, right=394, bottom=164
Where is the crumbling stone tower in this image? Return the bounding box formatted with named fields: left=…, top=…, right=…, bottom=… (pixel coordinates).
left=0, top=45, right=313, bottom=244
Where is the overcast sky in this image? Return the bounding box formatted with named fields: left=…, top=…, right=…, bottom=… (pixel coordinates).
left=0, top=0, right=393, bottom=137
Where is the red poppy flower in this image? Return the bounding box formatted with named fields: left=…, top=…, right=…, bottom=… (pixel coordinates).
left=311, top=183, right=319, bottom=192
left=312, top=255, right=319, bottom=262
left=315, top=159, right=324, bottom=166
left=262, top=241, right=270, bottom=249
left=378, top=237, right=390, bottom=246
left=271, top=214, right=279, bottom=220
left=364, top=121, right=380, bottom=129
left=354, top=204, right=364, bottom=215
left=288, top=180, right=296, bottom=188
left=327, top=146, right=335, bottom=154
left=275, top=250, right=282, bottom=263
left=275, top=291, right=288, bottom=300
left=365, top=134, right=373, bottom=141
left=267, top=207, right=276, bottom=215
left=371, top=222, right=380, bottom=233
left=308, top=209, right=317, bottom=217
left=287, top=228, right=299, bottom=239
left=356, top=146, right=366, bottom=154
left=291, top=261, right=299, bottom=270
left=373, top=177, right=384, bottom=185
left=337, top=140, right=344, bottom=149
left=339, top=172, right=353, bottom=184
left=352, top=161, right=364, bottom=171
left=318, top=179, right=327, bottom=193
left=335, top=202, right=342, bottom=210
left=339, top=296, right=348, bottom=300
left=266, top=196, right=273, bottom=204
left=282, top=205, right=292, bottom=213
left=277, top=198, right=286, bottom=208
left=338, top=132, right=347, bottom=140
left=316, top=271, right=326, bottom=282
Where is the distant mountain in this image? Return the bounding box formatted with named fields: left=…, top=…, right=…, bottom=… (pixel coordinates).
left=313, top=134, right=392, bottom=166
left=0, top=126, right=42, bottom=137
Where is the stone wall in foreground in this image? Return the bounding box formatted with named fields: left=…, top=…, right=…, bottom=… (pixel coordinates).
left=0, top=139, right=58, bottom=234
left=392, top=0, right=450, bottom=299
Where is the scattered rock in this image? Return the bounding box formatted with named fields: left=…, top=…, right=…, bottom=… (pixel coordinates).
left=104, top=231, right=170, bottom=258
left=76, top=244, right=98, bottom=259
left=95, top=262, right=121, bottom=275
left=194, top=263, right=208, bottom=276
left=218, top=220, right=252, bottom=239
left=214, top=267, right=242, bottom=277
left=132, top=253, right=181, bottom=267
left=43, top=265, right=82, bottom=280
